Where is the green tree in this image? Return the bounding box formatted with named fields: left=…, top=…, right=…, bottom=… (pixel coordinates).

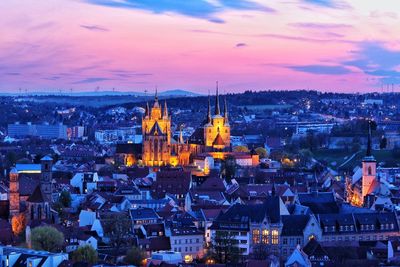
left=72, top=245, right=98, bottom=264
left=102, top=212, right=133, bottom=258
left=31, top=226, right=64, bottom=252
left=233, top=145, right=249, bottom=153
left=210, top=230, right=240, bottom=264
left=125, top=246, right=146, bottom=266
left=255, top=147, right=268, bottom=158
left=59, top=190, right=72, bottom=207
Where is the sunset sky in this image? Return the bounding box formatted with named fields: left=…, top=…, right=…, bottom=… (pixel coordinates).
left=1, top=0, right=400, bottom=93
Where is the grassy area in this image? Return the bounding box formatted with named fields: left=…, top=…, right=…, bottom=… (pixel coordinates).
left=237, top=104, right=292, bottom=111
left=313, top=149, right=399, bottom=170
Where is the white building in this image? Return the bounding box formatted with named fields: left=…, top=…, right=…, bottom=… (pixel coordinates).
left=0, top=245, right=68, bottom=267
left=95, top=127, right=136, bottom=144
left=70, top=172, right=99, bottom=194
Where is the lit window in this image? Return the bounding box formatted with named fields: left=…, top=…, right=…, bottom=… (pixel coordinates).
left=252, top=229, right=260, bottom=244
left=272, top=230, right=279, bottom=245
left=262, top=229, right=269, bottom=244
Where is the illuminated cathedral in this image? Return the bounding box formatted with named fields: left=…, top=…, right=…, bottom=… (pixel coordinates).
left=141, top=84, right=231, bottom=167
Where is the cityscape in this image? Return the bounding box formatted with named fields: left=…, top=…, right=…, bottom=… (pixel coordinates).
left=1, top=1, right=400, bottom=267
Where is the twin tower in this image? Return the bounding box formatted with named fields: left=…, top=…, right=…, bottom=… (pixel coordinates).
left=141, top=85, right=230, bottom=167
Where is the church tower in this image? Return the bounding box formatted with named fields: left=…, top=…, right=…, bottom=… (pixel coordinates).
left=204, top=82, right=230, bottom=151
left=142, top=91, right=172, bottom=166
left=40, top=156, right=53, bottom=202
left=9, top=168, right=20, bottom=218
left=361, top=121, right=376, bottom=200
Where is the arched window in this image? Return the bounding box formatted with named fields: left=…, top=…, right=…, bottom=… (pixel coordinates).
left=368, top=166, right=372, bottom=175
left=31, top=205, right=34, bottom=220
left=38, top=205, right=42, bottom=219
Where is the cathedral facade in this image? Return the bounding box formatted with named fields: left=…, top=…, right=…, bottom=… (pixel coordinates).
left=142, top=93, right=172, bottom=167
left=141, top=86, right=231, bottom=167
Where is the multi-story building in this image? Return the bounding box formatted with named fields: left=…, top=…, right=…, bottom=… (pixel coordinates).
left=8, top=122, right=67, bottom=139
left=168, top=228, right=204, bottom=261
left=209, top=196, right=289, bottom=256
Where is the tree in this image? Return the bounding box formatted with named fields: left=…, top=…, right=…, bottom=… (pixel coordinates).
left=102, top=212, right=133, bottom=258
left=380, top=137, right=387, bottom=149
left=298, top=149, right=314, bottom=167
left=223, top=155, right=236, bottom=181
left=31, top=226, right=64, bottom=252
left=72, top=245, right=98, bottom=264
left=255, top=147, right=268, bottom=158
left=233, top=145, right=249, bottom=153
left=11, top=213, right=27, bottom=236
left=125, top=246, right=146, bottom=266
left=59, top=190, right=72, bottom=207
left=5, top=151, right=17, bottom=169
left=210, top=230, right=240, bottom=264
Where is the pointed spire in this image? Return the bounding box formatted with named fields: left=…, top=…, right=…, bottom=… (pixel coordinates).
left=179, top=125, right=184, bottom=144
left=215, top=81, right=220, bottom=115
left=145, top=102, right=150, bottom=117
left=206, top=93, right=211, bottom=124
left=163, top=100, right=168, bottom=118
left=366, top=120, right=372, bottom=157
left=224, top=96, right=228, bottom=123
left=271, top=182, right=276, bottom=196
left=153, top=86, right=160, bottom=108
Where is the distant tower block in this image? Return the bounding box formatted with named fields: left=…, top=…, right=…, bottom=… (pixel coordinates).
left=40, top=155, right=53, bottom=202
left=9, top=168, right=20, bottom=218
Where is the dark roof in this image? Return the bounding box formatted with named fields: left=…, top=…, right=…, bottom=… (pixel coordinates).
left=189, top=127, right=204, bottom=145
left=198, top=176, right=225, bottom=191
left=151, top=170, right=191, bottom=199
left=211, top=196, right=281, bottom=230
left=149, top=122, right=165, bottom=136
left=298, top=192, right=339, bottom=214
left=115, top=143, right=142, bottom=154
left=212, top=133, right=225, bottom=146
left=27, top=185, right=45, bottom=203
left=281, top=215, right=310, bottom=236
left=19, top=174, right=40, bottom=196
left=303, top=239, right=330, bottom=259
left=130, top=208, right=160, bottom=220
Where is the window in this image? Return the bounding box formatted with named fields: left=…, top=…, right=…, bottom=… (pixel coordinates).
left=262, top=229, right=269, bottom=244
left=252, top=229, right=260, bottom=244
left=283, top=238, right=287, bottom=245
left=296, top=238, right=301, bottom=244
left=272, top=230, right=279, bottom=245
left=368, top=166, right=372, bottom=175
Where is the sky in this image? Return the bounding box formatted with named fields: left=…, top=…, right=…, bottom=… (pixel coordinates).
left=1, top=0, right=400, bottom=94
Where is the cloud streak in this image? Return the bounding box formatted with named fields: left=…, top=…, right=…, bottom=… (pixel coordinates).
left=84, top=0, right=274, bottom=23
left=80, top=24, right=109, bottom=32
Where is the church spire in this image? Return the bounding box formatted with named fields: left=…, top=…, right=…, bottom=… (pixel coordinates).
left=206, top=93, right=211, bottom=124
left=153, top=86, right=160, bottom=108
left=179, top=125, right=184, bottom=144
left=163, top=100, right=168, bottom=119
left=224, top=96, right=228, bottom=123
left=145, top=102, right=150, bottom=117
left=215, top=81, right=220, bottom=115
left=366, top=120, right=372, bottom=157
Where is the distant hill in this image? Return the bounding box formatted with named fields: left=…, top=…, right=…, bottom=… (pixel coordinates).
left=0, top=89, right=202, bottom=97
